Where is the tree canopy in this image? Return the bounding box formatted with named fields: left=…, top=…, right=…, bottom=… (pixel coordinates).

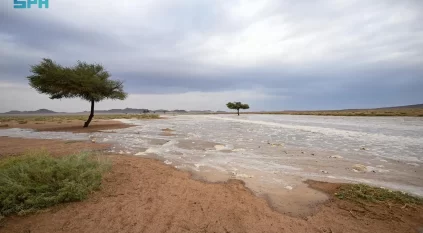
left=28, top=58, right=127, bottom=127
left=226, top=102, right=250, bottom=115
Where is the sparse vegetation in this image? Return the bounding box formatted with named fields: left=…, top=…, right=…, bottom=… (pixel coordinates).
left=0, top=151, right=110, bottom=216
left=128, top=114, right=160, bottom=119
left=33, top=117, right=47, bottom=121
left=0, top=114, right=160, bottom=124
left=335, top=184, right=423, bottom=205
left=64, top=140, right=86, bottom=144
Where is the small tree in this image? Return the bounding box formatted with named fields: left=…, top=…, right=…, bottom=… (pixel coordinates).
left=226, top=102, right=250, bottom=116
left=28, top=58, right=127, bottom=127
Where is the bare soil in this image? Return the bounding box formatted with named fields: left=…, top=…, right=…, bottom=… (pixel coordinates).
left=0, top=137, right=111, bottom=157
left=1, top=120, right=132, bottom=133
left=0, top=137, right=422, bottom=233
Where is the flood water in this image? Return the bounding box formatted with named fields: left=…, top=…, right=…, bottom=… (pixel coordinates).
left=1, top=114, right=423, bottom=197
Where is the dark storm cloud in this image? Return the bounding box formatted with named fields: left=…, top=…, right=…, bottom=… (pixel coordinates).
left=0, top=9, right=125, bottom=55
left=1, top=0, right=422, bottom=110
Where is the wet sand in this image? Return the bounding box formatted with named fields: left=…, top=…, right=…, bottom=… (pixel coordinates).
left=1, top=137, right=423, bottom=233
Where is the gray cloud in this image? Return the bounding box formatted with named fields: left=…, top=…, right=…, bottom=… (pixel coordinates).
left=1, top=0, right=422, bottom=111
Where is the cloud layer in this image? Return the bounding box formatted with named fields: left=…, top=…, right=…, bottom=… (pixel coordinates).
left=1, top=0, right=422, bottom=111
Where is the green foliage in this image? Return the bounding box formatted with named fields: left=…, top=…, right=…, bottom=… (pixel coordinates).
left=27, top=59, right=128, bottom=127
left=226, top=102, right=250, bottom=115
left=28, top=59, right=127, bottom=102
left=335, top=184, right=423, bottom=205
left=0, top=151, right=110, bottom=216
left=226, top=102, right=250, bottom=110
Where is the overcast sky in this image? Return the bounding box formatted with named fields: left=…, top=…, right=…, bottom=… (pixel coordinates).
left=1, top=0, right=422, bottom=112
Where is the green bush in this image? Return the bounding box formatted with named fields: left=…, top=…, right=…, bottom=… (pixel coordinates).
left=335, top=184, right=423, bottom=205
left=0, top=151, right=110, bottom=216
left=133, top=114, right=160, bottom=119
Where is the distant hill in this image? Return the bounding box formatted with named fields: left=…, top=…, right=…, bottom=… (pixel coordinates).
left=3, top=109, right=56, bottom=114
left=89, top=108, right=150, bottom=114
left=94, top=109, right=192, bottom=114
left=173, top=110, right=187, bottom=113
left=341, top=104, right=423, bottom=111
left=376, top=104, right=423, bottom=109
left=153, top=109, right=168, bottom=113
left=1, top=108, right=197, bottom=114
left=189, top=110, right=213, bottom=113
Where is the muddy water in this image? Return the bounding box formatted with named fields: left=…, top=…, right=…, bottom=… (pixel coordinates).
left=1, top=114, right=422, bottom=215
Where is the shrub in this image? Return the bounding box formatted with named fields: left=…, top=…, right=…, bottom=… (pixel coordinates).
left=100, top=114, right=160, bottom=120
left=0, top=151, right=110, bottom=216
left=134, top=114, right=160, bottom=119
left=335, top=184, right=423, bottom=205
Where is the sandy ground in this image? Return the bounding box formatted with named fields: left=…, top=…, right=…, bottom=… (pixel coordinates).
left=0, top=119, right=133, bottom=133
left=0, top=133, right=423, bottom=232
left=0, top=137, right=111, bottom=157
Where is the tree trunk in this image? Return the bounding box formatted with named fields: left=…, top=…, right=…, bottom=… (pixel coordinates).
left=84, top=100, right=95, bottom=128
left=237, top=109, right=240, bottom=116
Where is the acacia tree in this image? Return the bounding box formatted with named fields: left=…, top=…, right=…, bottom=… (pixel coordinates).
left=28, top=58, right=127, bottom=127
left=226, top=102, right=250, bottom=116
